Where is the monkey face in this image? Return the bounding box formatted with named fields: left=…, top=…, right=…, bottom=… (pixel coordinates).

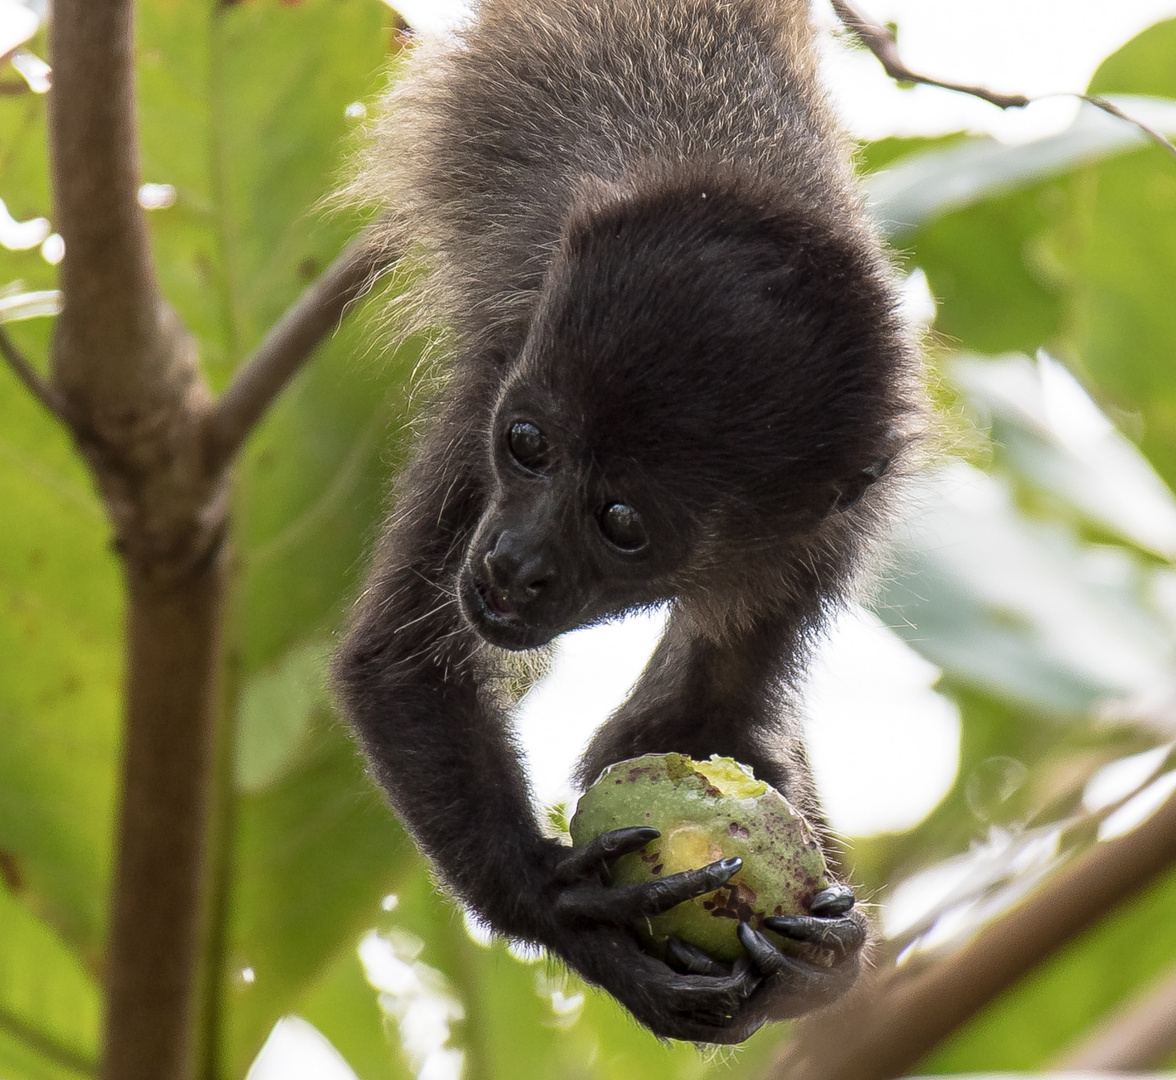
left=457, top=173, right=909, bottom=651
left=457, top=391, right=691, bottom=651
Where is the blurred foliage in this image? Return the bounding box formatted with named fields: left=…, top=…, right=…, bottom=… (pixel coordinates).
left=3, top=4, right=1176, bottom=1079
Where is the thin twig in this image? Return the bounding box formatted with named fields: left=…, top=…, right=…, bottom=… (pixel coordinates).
left=773, top=782, right=1176, bottom=1080
left=0, top=324, right=68, bottom=420
left=1080, top=94, right=1176, bottom=163
left=832, top=0, right=1176, bottom=163
left=205, top=233, right=391, bottom=471
left=830, top=0, right=1029, bottom=110
left=1049, top=959, right=1176, bottom=1071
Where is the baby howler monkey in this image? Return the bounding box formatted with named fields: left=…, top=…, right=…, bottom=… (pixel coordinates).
left=335, top=0, right=920, bottom=1043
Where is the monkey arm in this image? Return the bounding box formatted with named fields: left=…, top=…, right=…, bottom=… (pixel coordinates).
left=333, top=423, right=768, bottom=1040
left=577, top=606, right=812, bottom=796
left=576, top=604, right=868, bottom=1022
left=333, top=483, right=551, bottom=934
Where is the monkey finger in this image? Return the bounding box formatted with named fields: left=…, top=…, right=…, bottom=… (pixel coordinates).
left=763, top=913, right=865, bottom=961
left=736, top=923, right=827, bottom=990
left=554, top=826, right=661, bottom=884
left=661, top=957, right=761, bottom=1021
left=666, top=936, right=729, bottom=977
left=557, top=857, right=742, bottom=922
left=737, top=922, right=789, bottom=976
left=809, top=883, right=856, bottom=917
left=735, top=924, right=861, bottom=1016
left=628, top=857, right=744, bottom=915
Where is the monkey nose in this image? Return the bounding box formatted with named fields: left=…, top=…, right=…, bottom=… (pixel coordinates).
left=483, top=540, right=553, bottom=601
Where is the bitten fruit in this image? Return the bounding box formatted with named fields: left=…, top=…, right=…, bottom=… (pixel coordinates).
left=570, top=753, right=829, bottom=963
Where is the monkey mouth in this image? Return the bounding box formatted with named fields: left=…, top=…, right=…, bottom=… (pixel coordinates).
left=458, top=573, right=569, bottom=652
left=480, top=584, right=520, bottom=621
left=459, top=574, right=537, bottom=649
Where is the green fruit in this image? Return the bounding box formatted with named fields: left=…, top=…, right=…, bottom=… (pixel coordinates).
left=569, top=753, right=828, bottom=963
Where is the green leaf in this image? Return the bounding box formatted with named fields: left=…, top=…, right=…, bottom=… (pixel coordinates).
left=298, top=945, right=409, bottom=1080
left=235, top=639, right=332, bottom=793
left=0, top=318, right=120, bottom=961
left=1051, top=149, right=1176, bottom=490
left=222, top=715, right=411, bottom=1076
left=867, top=101, right=1176, bottom=240
left=877, top=463, right=1176, bottom=716
left=0, top=886, right=99, bottom=1079
left=949, top=352, right=1176, bottom=560
left=1089, top=18, right=1176, bottom=98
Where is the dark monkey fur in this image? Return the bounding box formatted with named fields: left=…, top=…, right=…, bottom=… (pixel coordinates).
left=334, top=0, right=921, bottom=1043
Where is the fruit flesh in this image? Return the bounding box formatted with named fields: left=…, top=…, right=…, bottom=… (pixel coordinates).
left=570, top=753, right=829, bottom=963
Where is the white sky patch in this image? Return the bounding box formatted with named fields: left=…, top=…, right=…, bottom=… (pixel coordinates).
left=138, top=183, right=177, bottom=210
left=10, top=47, right=49, bottom=92
left=1083, top=744, right=1173, bottom=812
left=40, top=232, right=64, bottom=265
left=0, top=288, right=60, bottom=322
left=899, top=266, right=936, bottom=328
left=514, top=606, right=669, bottom=808
left=803, top=606, right=961, bottom=837
left=1098, top=769, right=1176, bottom=841
left=514, top=604, right=960, bottom=838
left=816, top=0, right=1176, bottom=143
left=0, top=0, right=37, bottom=57
left=245, top=1016, right=360, bottom=1080
left=383, top=0, right=472, bottom=36
left=359, top=929, right=466, bottom=1080
left=0, top=196, right=49, bottom=251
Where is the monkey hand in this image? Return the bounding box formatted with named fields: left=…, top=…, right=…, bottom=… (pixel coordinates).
left=664, top=881, right=867, bottom=1031
left=541, top=833, right=865, bottom=1044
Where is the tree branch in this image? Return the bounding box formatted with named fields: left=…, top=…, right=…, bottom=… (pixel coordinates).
left=0, top=324, right=68, bottom=420
left=47, top=0, right=167, bottom=414
left=830, top=0, right=1029, bottom=111
left=1049, top=959, right=1176, bottom=1071
left=1079, top=94, right=1176, bottom=164
left=41, top=3, right=388, bottom=1079
left=205, top=234, right=389, bottom=471
left=47, top=4, right=228, bottom=1080
left=832, top=1, right=1176, bottom=163
left=774, top=783, right=1176, bottom=1080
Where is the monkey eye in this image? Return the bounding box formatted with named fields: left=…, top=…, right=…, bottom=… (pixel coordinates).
left=599, top=502, right=648, bottom=552
left=507, top=421, right=551, bottom=473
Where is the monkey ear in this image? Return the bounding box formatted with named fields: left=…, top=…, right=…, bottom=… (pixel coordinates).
left=830, top=454, right=890, bottom=513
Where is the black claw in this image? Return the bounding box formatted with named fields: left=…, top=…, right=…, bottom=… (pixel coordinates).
left=764, top=913, right=865, bottom=961
left=557, top=855, right=741, bottom=923
left=810, top=883, right=855, bottom=917
left=738, top=923, right=839, bottom=999
left=601, top=825, right=661, bottom=853
left=633, top=856, right=742, bottom=914
left=738, top=922, right=791, bottom=976
left=666, top=937, right=728, bottom=977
